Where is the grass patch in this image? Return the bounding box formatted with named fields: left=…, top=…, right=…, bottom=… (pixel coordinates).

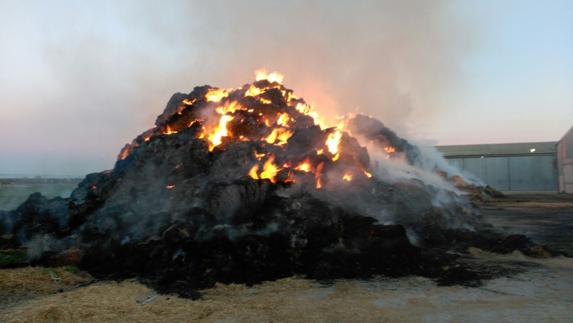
left=0, top=249, right=28, bottom=266
left=62, top=265, right=80, bottom=274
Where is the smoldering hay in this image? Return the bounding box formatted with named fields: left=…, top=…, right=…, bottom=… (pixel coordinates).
left=0, top=72, right=542, bottom=297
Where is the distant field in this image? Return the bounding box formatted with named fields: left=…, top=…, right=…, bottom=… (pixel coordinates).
left=0, top=179, right=80, bottom=211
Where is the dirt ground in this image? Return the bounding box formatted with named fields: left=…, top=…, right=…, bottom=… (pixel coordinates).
left=0, top=193, right=572, bottom=322
left=480, top=193, right=573, bottom=256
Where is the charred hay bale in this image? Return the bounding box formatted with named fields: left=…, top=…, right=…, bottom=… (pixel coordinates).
left=9, top=193, right=71, bottom=243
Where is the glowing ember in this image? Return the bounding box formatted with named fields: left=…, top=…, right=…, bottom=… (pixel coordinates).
left=384, top=146, right=396, bottom=154
left=182, top=98, right=196, bottom=105
left=163, top=125, right=177, bottom=135
left=118, top=147, right=130, bottom=160
left=315, top=162, right=325, bottom=189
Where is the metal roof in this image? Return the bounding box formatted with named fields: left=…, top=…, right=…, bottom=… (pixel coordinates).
left=436, top=141, right=557, bottom=158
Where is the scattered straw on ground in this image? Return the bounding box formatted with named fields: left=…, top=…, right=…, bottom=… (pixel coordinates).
left=0, top=277, right=396, bottom=323
left=0, top=266, right=90, bottom=295
left=1, top=257, right=572, bottom=323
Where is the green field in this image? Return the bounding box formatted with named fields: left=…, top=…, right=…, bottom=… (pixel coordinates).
left=0, top=180, right=79, bottom=211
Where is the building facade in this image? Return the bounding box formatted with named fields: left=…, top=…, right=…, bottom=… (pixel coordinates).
left=557, top=127, right=573, bottom=193
left=437, top=142, right=559, bottom=192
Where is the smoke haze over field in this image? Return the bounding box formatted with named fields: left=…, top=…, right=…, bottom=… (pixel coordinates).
left=0, top=0, right=572, bottom=176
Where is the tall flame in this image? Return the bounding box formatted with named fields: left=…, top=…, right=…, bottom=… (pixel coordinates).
left=208, top=115, right=234, bottom=151
left=326, top=123, right=344, bottom=160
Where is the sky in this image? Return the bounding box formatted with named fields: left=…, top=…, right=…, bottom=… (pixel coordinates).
left=0, top=0, right=571, bottom=176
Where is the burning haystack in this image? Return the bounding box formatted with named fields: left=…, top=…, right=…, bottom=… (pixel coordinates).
left=0, top=72, right=540, bottom=297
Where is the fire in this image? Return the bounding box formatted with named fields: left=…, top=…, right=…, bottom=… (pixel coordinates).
left=163, top=125, right=178, bottom=135
left=118, top=147, right=131, bottom=160
left=118, top=70, right=376, bottom=190
left=277, top=113, right=290, bottom=127
left=249, top=155, right=281, bottom=183
left=248, top=165, right=259, bottom=179
left=245, top=85, right=263, bottom=97
left=255, top=70, right=284, bottom=84
left=295, top=102, right=324, bottom=128
left=260, top=156, right=280, bottom=183
left=207, top=115, right=233, bottom=151
left=182, top=98, right=196, bottom=105
left=384, top=146, right=396, bottom=154
left=295, top=159, right=312, bottom=172
left=315, top=162, right=325, bottom=189
left=205, top=88, right=228, bottom=102
left=166, top=184, right=176, bottom=189
left=326, top=123, right=344, bottom=161
left=217, top=101, right=244, bottom=114
left=265, top=128, right=293, bottom=145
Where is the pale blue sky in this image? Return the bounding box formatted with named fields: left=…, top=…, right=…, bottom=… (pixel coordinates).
left=0, top=0, right=571, bottom=176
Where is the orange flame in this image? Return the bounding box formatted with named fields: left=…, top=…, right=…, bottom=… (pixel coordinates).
left=277, top=113, right=290, bottom=127
left=248, top=165, right=259, bottom=180
left=245, top=85, right=263, bottom=97
left=182, top=98, right=196, bottom=105
left=208, top=115, right=233, bottom=151
left=295, top=159, right=312, bottom=172
left=250, top=155, right=281, bottom=183
left=255, top=70, right=284, bottom=84
left=295, top=102, right=324, bottom=128
left=205, top=88, right=228, bottom=102
left=315, top=162, right=325, bottom=189
left=260, top=156, right=280, bottom=183
left=163, top=125, right=178, bottom=135
left=325, top=122, right=346, bottom=161
left=120, top=70, right=378, bottom=189
left=265, top=128, right=292, bottom=146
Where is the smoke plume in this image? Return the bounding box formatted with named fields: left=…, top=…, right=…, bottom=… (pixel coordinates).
left=0, top=0, right=474, bottom=176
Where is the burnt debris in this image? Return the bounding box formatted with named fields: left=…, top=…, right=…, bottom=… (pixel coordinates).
left=0, top=74, right=546, bottom=297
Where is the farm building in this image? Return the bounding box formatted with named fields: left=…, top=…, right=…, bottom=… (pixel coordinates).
left=557, top=126, right=573, bottom=193
left=437, top=126, right=573, bottom=193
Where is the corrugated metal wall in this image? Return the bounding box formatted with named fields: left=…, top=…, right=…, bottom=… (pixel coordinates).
left=448, top=155, right=558, bottom=191
left=557, top=127, right=573, bottom=193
